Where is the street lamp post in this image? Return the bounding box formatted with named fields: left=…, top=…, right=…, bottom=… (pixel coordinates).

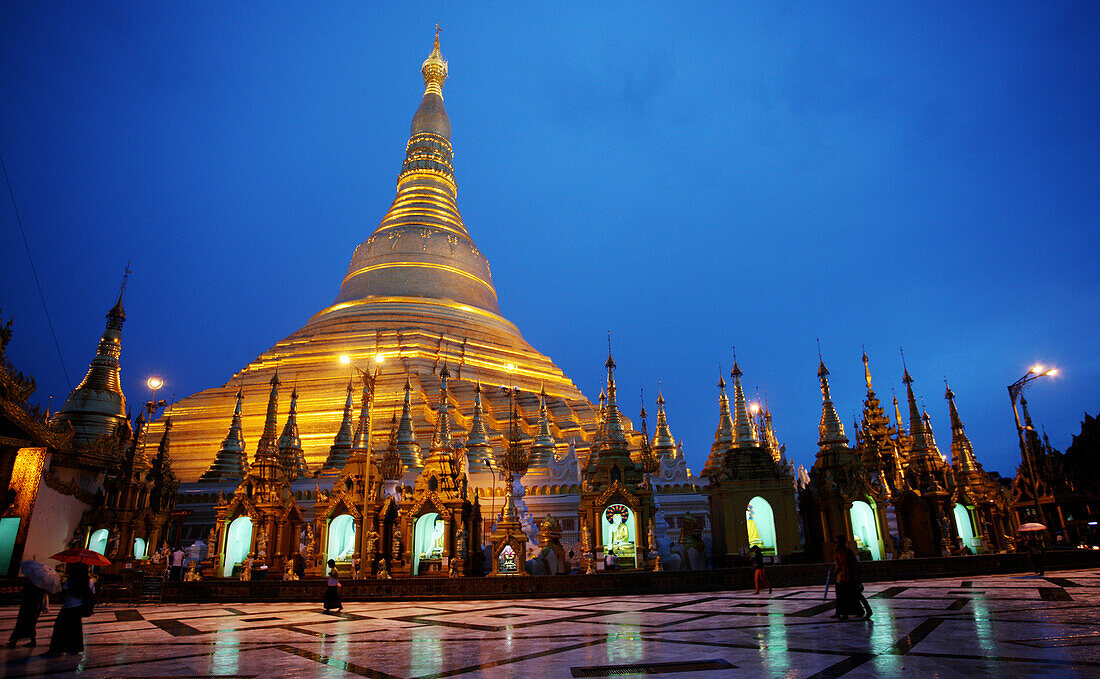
left=340, top=354, right=385, bottom=578
left=1008, top=365, right=1056, bottom=532
left=142, top=376, right=167, bottom=461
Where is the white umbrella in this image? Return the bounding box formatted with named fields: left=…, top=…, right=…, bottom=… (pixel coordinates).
left=1017, top=523, right=1047, bottom=532
left=19, top=560, right=61, bottom=593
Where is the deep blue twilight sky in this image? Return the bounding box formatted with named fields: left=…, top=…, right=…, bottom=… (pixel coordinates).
left=1, top=3, right=1097, bottom=479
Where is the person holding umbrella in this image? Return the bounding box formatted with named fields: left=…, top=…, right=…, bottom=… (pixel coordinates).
left=7, top=561, right=60, bottom=648
left=43, top=548, right=108, bottom=657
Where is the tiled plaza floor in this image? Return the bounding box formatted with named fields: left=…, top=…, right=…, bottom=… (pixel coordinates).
left=2, top=569, right=1099, bottom=678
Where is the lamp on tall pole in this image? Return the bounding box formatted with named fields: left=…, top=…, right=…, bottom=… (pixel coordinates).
left=340, top=353, right=385, bottom=578
left=1008, top=364, right=1057, bottom=529
left=141, top=376, right=167, bottom=462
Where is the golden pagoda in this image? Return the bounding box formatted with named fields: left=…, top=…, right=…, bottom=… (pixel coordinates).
left=152, top=30, right=605, bottom=486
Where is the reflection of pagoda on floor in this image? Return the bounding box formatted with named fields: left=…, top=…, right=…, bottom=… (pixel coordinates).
left=152, top=31, right=711, bottom=578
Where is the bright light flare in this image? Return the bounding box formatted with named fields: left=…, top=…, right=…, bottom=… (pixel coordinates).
left=339, top=355, right=352, bottom=364
left=1031, top=364, right=1044, bottom=373
left=374, top=354, right=385, bottom=364
left=146, top=377, right=163, bottom=390
left=749, top=403, right=761, bottom=415
left=1047, top=368, right=1058, bottom=376
left=505, top=362, right=517, bottom=373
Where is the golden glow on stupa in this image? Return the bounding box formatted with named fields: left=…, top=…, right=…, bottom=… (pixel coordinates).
left=151, top=32, right=606, bottom=481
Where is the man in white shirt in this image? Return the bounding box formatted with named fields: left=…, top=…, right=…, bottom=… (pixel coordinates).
left=170, top=547, right=186, bottom=581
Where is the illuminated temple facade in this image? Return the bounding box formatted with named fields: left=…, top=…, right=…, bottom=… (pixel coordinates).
left=7, top=32, right=1075, bottom=582
left=143, top=32, right=710, bottom=575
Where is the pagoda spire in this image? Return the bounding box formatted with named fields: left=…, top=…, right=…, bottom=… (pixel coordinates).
left=200, top=386, right=248, bottom=482
left=946, top=381, right=981, bottom=472
left=325, top=28, right=503, bottom=319
left=903, top=366, right=928, bottom=452
left=817, top=357, right=849, bottom=450
left=922, top=408, right=944, bottom=461
left=431, top=364, right=453, bottom=448
left=651, top=388, right=677, bottom=458
left=602, top=341, right=627, bottom=447
left=379, top=412, right=404, bottom=481
left=395, top=375, right=423, bottom=471
left=892, top=391, right=907, bottom=438
left=530, top=386, right=556, bottom=467
left=279, top=386, right=308, bottom=479
left=248, top=369, right=283, bottom=482
left=465, top=381, right=494, bottom=471
left=730, top=357, right=758, bottom=448
left=713, top=374, right=733, bottom=451
left=55, top=270, right=131, bottom=445
left=762, top=403, right=782, bottom=463
left=421, top=24, right=448, bottom=98
left=350, top=376, right=373, bottom=458
left=318, top=378, right=356, bottom=476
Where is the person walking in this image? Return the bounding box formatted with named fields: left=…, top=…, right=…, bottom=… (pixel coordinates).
left=7, top=580, right=48, bottom=648
left=1027, top=537, right=1045, bottom=576
left=832, top=535, right=862, bottom=621
left=170, top=546, right=186, bottom=582
left=751, top=545, right=772, bottom=594
left=323, top=559, right=342, bottom=613
left=43, top=563, right=94, bottom=656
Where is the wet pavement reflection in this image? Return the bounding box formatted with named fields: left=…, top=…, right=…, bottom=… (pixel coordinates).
left=0, top=568, right=1097, bottom=677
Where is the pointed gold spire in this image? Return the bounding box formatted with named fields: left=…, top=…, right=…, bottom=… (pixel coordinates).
left=817, top=357, right=848, bottom=449
left=903, top=365, right=928, bottom=452
left=55, top=272, right=131, bottom=445
left=602, top=338, right=627, bottom=447
left=530, top=385, right=556, bottom=467
left=730, top=356, right=758, bottom=448
left=713, top=374, right=733, bottom=450
left=652, top=387, right=677, bottom=458
left=431, top=364, right=452, bottom=448
left=466, top=381, right=494, bottom=471
left=380, top=412, right=405, bottom=481
left=279, top=386, right=308, bottom=479
left=892, top=391, right=907, bottom=438
left=421, top=24, right=448, bottom=98
left=395, top=375, right=422, bottom=470
left=200, top=386, right=248, bottom=482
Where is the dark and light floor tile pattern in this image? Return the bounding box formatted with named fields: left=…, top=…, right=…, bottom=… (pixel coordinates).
left=2, top=569, right=1098, bottom=677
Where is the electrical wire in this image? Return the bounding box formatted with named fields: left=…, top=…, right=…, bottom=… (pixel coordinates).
left=1, top=149, right=73, bottom=390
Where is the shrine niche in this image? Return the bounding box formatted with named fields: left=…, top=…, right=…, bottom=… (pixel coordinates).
left=601, top=502, right=637, bottom=565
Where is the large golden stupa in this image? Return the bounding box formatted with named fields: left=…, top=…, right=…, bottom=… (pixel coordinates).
left=155, top=32, right=605, bottom=482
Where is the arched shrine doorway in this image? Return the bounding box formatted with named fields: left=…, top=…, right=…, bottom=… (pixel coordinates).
left=954, top=504, right=976, bottom=551
left=327, top=514, right=356, bottom=563
left=601, top=504, right=636, bottom=567
left=223, top=516, right=253, bottom=577
left=413, top=512, right=443, bottom=575
left=88, top=529, right=109, bottom=555
left=746, top=496, right=777, bottom=555
left=849, top=500, right=882, bottom=560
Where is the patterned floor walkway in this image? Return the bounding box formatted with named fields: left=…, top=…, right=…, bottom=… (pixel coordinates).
left=2, top=568, right=1098, bottom=677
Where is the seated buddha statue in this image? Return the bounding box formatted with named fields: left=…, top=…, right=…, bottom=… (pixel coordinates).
left=608, top=517, right=634, bottom=556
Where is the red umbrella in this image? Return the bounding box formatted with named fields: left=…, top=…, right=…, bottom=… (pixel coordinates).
left=51, top=549, right=112, bottom=567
